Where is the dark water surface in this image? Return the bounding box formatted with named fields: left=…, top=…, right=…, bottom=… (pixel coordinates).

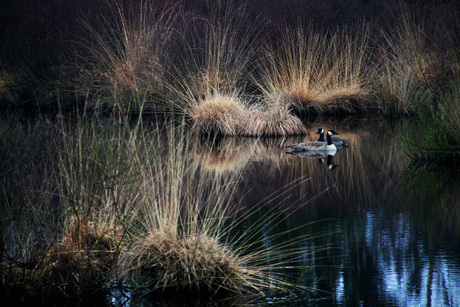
left=2, top=115, right=460, bottom=306
left=196, top=120, right=460, bottom=306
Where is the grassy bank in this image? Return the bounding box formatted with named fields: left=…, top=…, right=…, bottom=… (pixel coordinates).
left=400, top=81, right=460, bottom=164
left=1, top=1, right=460, bottom=138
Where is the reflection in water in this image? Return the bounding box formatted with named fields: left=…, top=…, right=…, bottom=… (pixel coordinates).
left=287, top=148, right=345, bottom=170
left=189, top=121, right=460, bottom=306
left=4, top=114, right=458, bottom=305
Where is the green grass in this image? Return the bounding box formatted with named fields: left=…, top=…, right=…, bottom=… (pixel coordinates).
left=400, top=80, right=460, bottom=163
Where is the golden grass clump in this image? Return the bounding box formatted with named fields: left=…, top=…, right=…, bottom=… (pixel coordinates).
left=243, top=93, right=308, bottom=137
left=76, top=0, right=178, bottom=111
left=189, top=92, right=248, bottom=136
left=118, top=230, right=245, bottom=295
left=373, top=5, right=460, bottom=115
left=111, top=130, right=255, bottom=298
left=375, top=9, right=433, bottom=114
left=311, top=84, right=370, bottom=114
left=165, top=2, right=263, bottom=125
left=188, top=90, right=308, bottom=137
left=258, top=25, right=372, bottom=117
left=43, top=216, right=123, bottom=289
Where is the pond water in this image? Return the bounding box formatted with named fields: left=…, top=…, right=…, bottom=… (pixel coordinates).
left=2, top=115, right=460, bottom=306
left=184, top=120, right=460, bottom=306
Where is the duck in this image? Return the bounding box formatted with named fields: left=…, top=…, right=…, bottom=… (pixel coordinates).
left=287, top=129, right=339, bottom=152
left=316, top=127, right=348, bottom=147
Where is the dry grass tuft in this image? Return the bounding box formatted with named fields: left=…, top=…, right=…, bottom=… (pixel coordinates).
left=189, top=92, right=248, bottom=136
left=188, top=91, right=308, bottom=137
left=165, top=2, right=263, bottom=128
left=118, top=230, right=245, bottom=294
left=243, top=94, right=308, bottom=136
left=311, top=84, right=370, bottom=114
left=374, top=8, right=434, bottom=115
left=76, top=0, right=178, bottom=111
left=258, top=25, right=372, bottom=117
left=373, top=5, right=460, bottom=115
left=43, top=216, right=123, bottom=289
left=112, top=130, right=254, bottom=297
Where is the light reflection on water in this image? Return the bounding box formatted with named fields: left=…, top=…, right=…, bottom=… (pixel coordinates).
left=355, top=210, right=460, bottom=307
left=195, top=121, right=460, bottom=306
left=4, top=115, right=458, bottom=306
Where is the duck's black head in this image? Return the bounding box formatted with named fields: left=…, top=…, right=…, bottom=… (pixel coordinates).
left=328, top=129, right=339, bottom=135
left=315, top=127, right=324, bottom=134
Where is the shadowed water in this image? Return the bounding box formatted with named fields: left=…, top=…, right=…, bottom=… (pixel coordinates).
left=1, top=115, right=460, bottom=306
left=190, top=120, right=460, bottom=306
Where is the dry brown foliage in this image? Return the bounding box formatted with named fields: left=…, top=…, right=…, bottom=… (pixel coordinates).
left=43, top=216, right=123, bottom=288
left=118, top=230, right=245, bottom=294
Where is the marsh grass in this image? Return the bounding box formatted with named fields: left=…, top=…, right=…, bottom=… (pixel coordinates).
left=115, top=124, right=249, bottom=296
left=375, top=6, right=460, bottom=116
left=167, top=2, right=259, bottom=102
left=100, top=119, right=327, bottom=300
left=75, top=0, right=178, bottom=113
left=0, top=110, right=331, bottom=303
left=162, top=2, right=260, bottom=136
left=43, top=216, right=123, bottom=292
left=161, top=2, right=309, bottom=137
left=400, top=81, right=460, bottom=163
left=257, top=25, right=372, bottom=118
left=375, top=8, right=435, bottom=115
left=244, top=93, right=308, bottom=136
left=188, top=91, right=248, bottom=136
left=0, top=112, right=143, bottom=297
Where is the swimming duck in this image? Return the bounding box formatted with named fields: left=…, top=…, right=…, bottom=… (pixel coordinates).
left=316, top=127, right=348, bottom=147
left=287, top=129, right=339, bottom=152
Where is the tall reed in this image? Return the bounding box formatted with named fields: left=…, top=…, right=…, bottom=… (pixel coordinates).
left=76, top=0, right=178, bottom=113
left=400, top=81, right=460, bottom=162
left=1, top=112, right=328, bottom=302
left=375, top=5, right=460, bottom=116
left=163, top=1, right=261, bottom=135
left=257, top=24, right=372, bottom=118
left=375, top=7, right=433, bottom=115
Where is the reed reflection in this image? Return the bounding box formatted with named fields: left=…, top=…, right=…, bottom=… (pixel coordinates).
left=185, top=121, right=460, bottom=305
